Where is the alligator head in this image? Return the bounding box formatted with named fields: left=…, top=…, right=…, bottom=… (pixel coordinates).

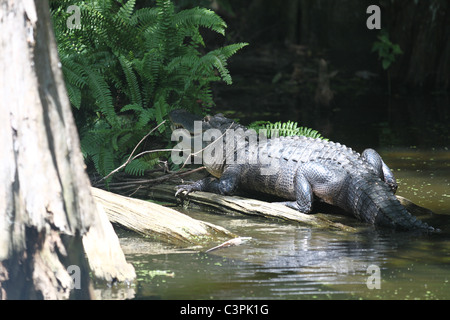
left=169, top=109, right=242, bottom=135
left=169, top=109, right=249, bottom=177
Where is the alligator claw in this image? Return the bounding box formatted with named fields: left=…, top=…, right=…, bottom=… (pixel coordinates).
left=175, top=183, right=197, bottom=197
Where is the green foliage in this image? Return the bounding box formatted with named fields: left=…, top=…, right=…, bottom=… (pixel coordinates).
left=51, top=0, right=247, bottom=179
left=371, top=30, right=403, bottom=70
left=248, top=120, right=327, bottom=140
left=371, top=30, right=403, bottom=95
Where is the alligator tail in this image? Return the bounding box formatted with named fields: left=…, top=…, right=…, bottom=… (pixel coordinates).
left=347, top=175, right=434, bottom=231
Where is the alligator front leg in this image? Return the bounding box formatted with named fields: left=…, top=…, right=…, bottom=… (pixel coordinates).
left=175, top=177, right=221, bottom=197
left=175, top=165, right=242, bottom=197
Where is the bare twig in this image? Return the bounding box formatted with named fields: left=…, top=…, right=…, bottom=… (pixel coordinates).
left=99, top=119, right=235, bottom=186
left=177, top=121, right=235, bottom=172
left=205, top=237, right=252, bottom=253
left=100, top=121, right=166, bottom=181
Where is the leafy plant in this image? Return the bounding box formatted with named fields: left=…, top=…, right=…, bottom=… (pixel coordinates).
left=248, top=120, right=327, bottom=140
left=372, top=30, right=403, bottom=94
left=51, top=0, right=247, bottom=179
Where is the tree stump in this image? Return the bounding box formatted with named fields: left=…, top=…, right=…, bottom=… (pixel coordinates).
left=0, top=0, right=134, bottom=299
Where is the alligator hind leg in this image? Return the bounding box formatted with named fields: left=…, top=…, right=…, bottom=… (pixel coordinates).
left=277, top=172, right=314, bottom=213
left=362, top=148, right=398, bottom=193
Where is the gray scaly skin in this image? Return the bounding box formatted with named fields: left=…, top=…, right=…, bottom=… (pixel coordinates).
left=171, top=110, right=434, bottom=231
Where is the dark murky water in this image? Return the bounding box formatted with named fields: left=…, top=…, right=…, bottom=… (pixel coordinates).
left=101, top=149, right=450, bottom=300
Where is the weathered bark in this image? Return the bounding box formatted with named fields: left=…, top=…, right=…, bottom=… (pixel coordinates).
left=134, top=180, right=357, bottom=232
left=0, top=0, right=134, bottom=299
left=91, top=187, right=234, bottom=246
left=177, top=190, right=357, bottom=232
left=82, top=201, right=136, bottom=285
left=396, top=195, right=436, bottom=217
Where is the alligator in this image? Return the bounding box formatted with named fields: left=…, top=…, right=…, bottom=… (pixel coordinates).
left=170, top=109, right=434, bottom=231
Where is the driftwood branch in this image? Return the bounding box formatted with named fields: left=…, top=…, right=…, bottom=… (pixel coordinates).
left=180, top=191, right=357, bottom=232
left=396, top=195, right=436, bottom=216
left=91, top=187, right=235, bottom=246
left=140, top=181, right=356, bottom=232
left=180, top=191, right=436, bottom=232
left=139, top=174, right=436, bottom=233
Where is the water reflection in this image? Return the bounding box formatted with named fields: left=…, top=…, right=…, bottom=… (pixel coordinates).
left=121, top=220, right=449, bottom=299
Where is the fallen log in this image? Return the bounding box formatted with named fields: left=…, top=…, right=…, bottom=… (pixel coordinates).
left=396, top=195, right=436, bottom=216
left=97, top=171, right=437, bottom=234
left=177, top=190, right=436, bottom=232
left=178, top=190, right=357, bottom=232
left=144, top=176, right=436, bottom=232
left=91, top=187, right=234, bottom=246
left=144, top=182, right=356, bottom=232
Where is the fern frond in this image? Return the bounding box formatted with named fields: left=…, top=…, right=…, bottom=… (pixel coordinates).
left=136, top=108, right=154, bottom=130
left=119, top=55, right=142, bottom=106
left=197, top=87, right=215, bottom=110
left=93, top=146, right=116, bottom=178
left=155, top=0, right=177, bottom=60
left=154, top=94, right=168, bottom=133
left=214, top=43, right=249, bottom=59
left=140, top=50, right=162, bottom=95
left=124, top=157, right=160, bottom=176
left=82, top=65, right=116, bottom=126
left=130, top=7, right=159, bottom=28
left=174, top=7, right=227, bottom=36
left=116, top=0, right=136, bottom=23
left=66, top=84, right=82, bottom=110
left=201, top=52, right=231, bottom=84
left=120, top=104, right=143, bottom=113
left=249, top=120, right=327, bottom=140
left=61, top=64, right=86, bottom=89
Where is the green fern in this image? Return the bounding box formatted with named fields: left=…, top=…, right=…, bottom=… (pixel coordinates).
left=51, top=0, right=247, bottom=179
left=249, top=120, right=327, bottom=140
left=118, top=55, right=142, bottom=106
left=124, top=156, right=161, bottom=176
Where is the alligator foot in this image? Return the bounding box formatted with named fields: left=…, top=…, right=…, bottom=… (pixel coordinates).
left=175, top=177, right=221, bottom=197
left=175, top=183, right=199, bottom=197
left=275, top=201, right=312, bottom=214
